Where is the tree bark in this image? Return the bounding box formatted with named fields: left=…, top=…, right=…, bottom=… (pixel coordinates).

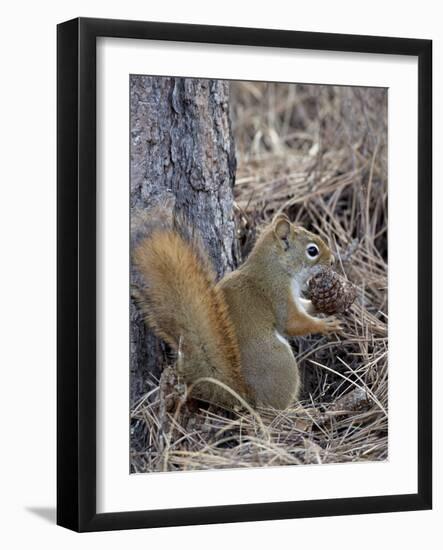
left=130, top=75, right=238, bottom=406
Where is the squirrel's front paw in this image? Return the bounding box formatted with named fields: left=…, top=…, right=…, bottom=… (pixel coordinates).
left=320, top=316, right=343, bottom=334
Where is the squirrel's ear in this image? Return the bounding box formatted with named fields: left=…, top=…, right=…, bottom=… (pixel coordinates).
left=273, top=215, right=291, bottom=248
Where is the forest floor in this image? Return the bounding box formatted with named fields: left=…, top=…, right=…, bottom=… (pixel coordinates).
left=130, top=82, right=388, bottom=472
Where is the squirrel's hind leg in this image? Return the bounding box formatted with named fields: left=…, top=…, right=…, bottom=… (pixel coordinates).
left=242, top=334, right=300, bottom=410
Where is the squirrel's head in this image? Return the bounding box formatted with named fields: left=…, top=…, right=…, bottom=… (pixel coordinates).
left=269, top=214, right=334, bottom=282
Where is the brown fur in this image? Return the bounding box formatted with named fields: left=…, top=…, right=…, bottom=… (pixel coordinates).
left=133, top=212, right=338, bottom=410
left=133, top=231, right=252, bottom=407
left=217, top=214, right=337, bottom=408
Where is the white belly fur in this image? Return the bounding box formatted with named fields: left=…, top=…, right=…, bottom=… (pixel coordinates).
left=291, top=269, right=313, bottom=312
left=275, top=330, right=293, bottom=352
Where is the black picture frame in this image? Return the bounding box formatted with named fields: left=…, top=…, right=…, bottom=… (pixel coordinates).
left=57, top=17, right=432, bottom=532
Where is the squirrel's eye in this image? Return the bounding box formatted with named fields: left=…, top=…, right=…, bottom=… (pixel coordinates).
left=306, top=243, right=320, bottom=259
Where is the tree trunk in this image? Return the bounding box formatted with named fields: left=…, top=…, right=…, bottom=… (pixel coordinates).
left=130, top=75, right=238, bottom=406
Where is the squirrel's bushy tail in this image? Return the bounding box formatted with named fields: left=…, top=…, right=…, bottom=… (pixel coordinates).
left=133, top=224, right=251, bottom=408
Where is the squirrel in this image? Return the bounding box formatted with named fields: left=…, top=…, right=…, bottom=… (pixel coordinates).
left=132, top=209, right=340, bottom=410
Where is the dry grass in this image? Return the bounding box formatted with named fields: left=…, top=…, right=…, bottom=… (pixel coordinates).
left=130, top=82, right=388, bottom=473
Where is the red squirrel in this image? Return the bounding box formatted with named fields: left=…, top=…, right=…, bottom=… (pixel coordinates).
left=133, top=211, right=339, bottom=409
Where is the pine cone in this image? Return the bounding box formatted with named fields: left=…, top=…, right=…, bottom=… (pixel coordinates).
left=308, top=268, right=356, bottom=314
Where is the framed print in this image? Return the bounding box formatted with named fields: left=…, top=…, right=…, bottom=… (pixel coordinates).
left=57, top=17, right=432, bottom=532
